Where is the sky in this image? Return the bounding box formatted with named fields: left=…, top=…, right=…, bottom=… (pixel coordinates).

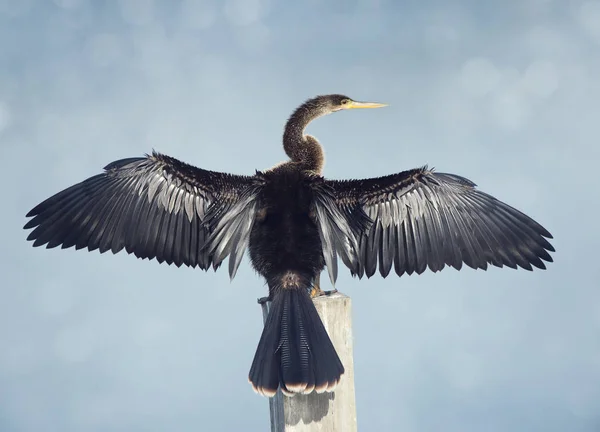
left=1, top=0, right=599, bottom=431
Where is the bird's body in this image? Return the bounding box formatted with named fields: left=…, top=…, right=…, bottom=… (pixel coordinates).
left=24, top=94, right=555, bottom=397
left=249, top=164, right=325, bottom=288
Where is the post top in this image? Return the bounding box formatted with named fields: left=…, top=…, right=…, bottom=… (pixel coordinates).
left=312, top=291, right=350, bottom=303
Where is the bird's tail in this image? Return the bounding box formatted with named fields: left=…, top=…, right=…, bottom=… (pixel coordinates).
left=248, top=273, right=344, bottom=397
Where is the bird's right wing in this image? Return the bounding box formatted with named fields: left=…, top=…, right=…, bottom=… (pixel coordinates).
left=24, top=151, right=264, bottom=279
left=311, top=167, right=554, bottom=285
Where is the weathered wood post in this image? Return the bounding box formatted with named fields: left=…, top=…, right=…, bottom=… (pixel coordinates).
left=259, top=291, right=357, bottom=432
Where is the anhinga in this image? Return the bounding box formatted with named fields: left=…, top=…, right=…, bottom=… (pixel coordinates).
left=24, top=94, right=554, bottom=397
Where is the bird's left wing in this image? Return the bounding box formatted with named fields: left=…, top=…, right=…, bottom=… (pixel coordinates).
left=311, top=167, right=554, bottom=285
left=24, top=151, right=264, bottom=279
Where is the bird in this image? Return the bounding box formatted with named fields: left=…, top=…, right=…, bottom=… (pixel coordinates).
left=24, top=94, right=554, bottom=398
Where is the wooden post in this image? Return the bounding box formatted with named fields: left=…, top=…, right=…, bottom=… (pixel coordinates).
left=259, top=291, right=357, bottom=432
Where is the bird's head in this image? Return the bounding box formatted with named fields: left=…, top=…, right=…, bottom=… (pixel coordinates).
left=308, top=94, right=388, bottom=115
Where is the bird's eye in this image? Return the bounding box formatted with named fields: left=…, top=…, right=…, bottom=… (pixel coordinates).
left=341, top=99, right=350, bottom=105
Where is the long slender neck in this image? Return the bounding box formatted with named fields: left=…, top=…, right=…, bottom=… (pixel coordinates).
left=283, top=101, right=326, bottom=174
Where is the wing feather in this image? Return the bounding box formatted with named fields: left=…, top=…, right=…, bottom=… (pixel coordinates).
left=24, top=151, right=263, bottom=278
left=312, top=167, right=554, bottom=283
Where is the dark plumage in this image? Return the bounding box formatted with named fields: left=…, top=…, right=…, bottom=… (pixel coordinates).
left=24, top=94, right=554, bottom=397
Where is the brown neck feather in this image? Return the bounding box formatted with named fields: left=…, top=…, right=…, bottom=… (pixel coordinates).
left=285, top=135, right=324, bottom=174
left=283, top=99, right=328, bottom=174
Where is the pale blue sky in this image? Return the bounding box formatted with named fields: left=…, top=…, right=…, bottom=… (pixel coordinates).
left=1, top=1, right=599, bottom=431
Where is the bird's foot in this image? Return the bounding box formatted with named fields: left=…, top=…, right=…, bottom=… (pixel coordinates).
left=309, top=287, right=338, bottom=298
left=310, top=286, right=326, bottom=298
left=257, top=296, right=272, bottom=305
left=309, top=273, right=336, bottom=298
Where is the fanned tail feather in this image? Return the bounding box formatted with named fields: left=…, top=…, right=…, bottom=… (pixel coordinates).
left=248, top=284, right=344, bottom=397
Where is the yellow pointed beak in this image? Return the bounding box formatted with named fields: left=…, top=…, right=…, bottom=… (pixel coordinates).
left=346, top=101, right=388, bottom=109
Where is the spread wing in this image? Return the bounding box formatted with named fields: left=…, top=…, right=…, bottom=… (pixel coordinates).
left=24, top=151, right=264, bottom=279
left=312, top=167, right=554, bottom=284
